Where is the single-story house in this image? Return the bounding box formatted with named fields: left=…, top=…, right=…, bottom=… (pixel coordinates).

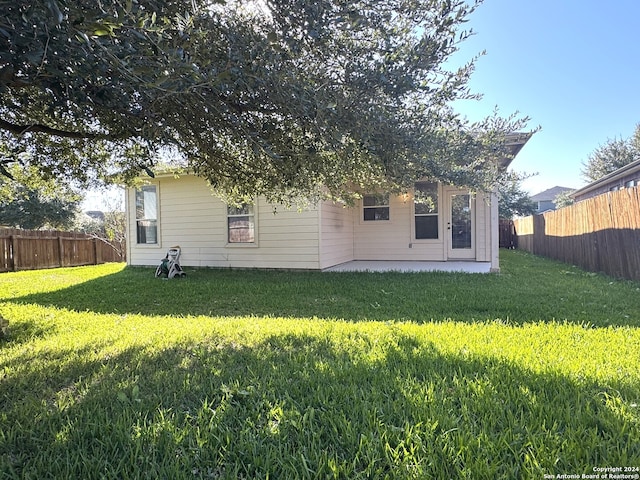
left=125, top=134, right=531, bottom=272
left=530, top=186, right=575, bottom=214
left=570, top=158, right=640, bottom=202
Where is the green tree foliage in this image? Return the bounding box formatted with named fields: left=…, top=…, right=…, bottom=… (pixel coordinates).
left=582, top=124, right=640, bottom=183
left=75, top=210, right=127, bottom=256
left=631, top=124, right=640, bottom=152
left=74, top=188, right=127, bottom=256
left=553, top=190, right=575, bottom=209
left=0, top=166, right=81, bottom=229
left=496, top=171, right=536, bottom=219
left=0, top=0, right=527, bottom=203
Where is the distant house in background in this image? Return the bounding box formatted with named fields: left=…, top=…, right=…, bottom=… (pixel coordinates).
left=570, top=158, right=640, bottom=202
left=530, top=186, right=575, bottom=214
left=85, top=211, right=105, bottom=222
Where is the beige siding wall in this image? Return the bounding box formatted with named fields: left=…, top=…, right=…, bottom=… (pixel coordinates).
left=127, top=175, right=321, bottom=269
left=353, top=193, right=447, bottom=261
left=351, top=188, right=493, bottom=262
left=126, top=176, right=496, bottom=269
left=318, top=200, right=354, bottom=269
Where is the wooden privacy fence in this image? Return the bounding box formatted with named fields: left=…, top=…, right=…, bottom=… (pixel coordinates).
left=499, top=218, right=517, bottom=248
left=513, top=187, right=640, bottom=281
left=0, top=228, right=125, bottom=273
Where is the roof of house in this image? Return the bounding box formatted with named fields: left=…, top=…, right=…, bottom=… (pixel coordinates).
left=570, top=158, right=640, bottom=198
left=530, top=186, right=575, bottom=202
left=85, top=210, right=105, bottom=220
left=500, top=132, right=534, bottom=169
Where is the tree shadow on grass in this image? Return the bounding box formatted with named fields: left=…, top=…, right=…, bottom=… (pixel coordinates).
left=0, top=318, right=57, bottom=346
left=1, top=331, right=638, bottom=479
left=7, top=266, right=640, bottom=327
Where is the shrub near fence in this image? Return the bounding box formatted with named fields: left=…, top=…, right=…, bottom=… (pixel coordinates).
left=513, top=187, right=640, bottom=281
left=0, top=228, right=125, bottom=273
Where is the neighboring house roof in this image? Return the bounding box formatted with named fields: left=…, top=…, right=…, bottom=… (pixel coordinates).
left=530, top=186, right=574, bottom=202
left=85, top=210, right=105, bottom=221
left=570, top=158, right=640, bottom=199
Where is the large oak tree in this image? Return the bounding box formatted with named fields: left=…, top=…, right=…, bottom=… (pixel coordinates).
left=0, top=0, right=527, bottom=203
left=0, top=165, right=80, bottom=229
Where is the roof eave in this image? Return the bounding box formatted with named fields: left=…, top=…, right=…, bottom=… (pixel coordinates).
left=570, top=158, right=640, bottom=198
left=499, top=132, right=534, bottom=169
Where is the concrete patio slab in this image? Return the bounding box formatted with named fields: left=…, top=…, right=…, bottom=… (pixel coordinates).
left=323, top=260, right=492, bottom=273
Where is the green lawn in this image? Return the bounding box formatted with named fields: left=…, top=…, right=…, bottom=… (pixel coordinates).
left=0, top=250, right=639, bottom=479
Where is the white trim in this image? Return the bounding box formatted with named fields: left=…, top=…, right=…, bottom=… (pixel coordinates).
left=134, top=183, right=160, bottom=246
left=490, top=189, right=500, bottom=272
left=411, top=181, right=441, bottom=243
left=125, top=188, right=132, bottom=265
left=445, top=188, right=476, bottom=260
left=361, top=193, right=391, bottom=223
left=225, top=199, right=258, bottom=246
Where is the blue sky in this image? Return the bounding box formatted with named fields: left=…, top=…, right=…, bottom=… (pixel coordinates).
left=449, top=0, right=640, bottom=195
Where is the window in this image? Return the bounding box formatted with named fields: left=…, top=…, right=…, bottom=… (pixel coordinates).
left=414, top=182, right=438, bottom=239
left=625, top=179, right=638, bottom=188
left=228, top=203, right=255, bottom=243
left=135, top=185, right=158, bottom=244
left=363, top=194, right=390, bottom=221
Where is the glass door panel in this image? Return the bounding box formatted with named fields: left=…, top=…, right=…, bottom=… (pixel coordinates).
left=447, top=191, right=475, bottom=259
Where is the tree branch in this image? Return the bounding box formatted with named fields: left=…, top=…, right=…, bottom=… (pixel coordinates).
left=0, top=118, right=109, bottom=139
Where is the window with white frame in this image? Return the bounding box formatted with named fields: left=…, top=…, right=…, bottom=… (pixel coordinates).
left=135, top=185, right=158, bottom=244
left=363, top=193, right=390, bottom=221
left=227, top=203, right=255, bottom=243
left=414, top=182, right=438, bottom=239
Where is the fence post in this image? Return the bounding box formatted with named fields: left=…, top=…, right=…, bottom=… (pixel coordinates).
left=93, top=238, right=98, bottom=265
left=9, top=235, right=16, bottom=271
left=58, top=236, right=64, bottom=267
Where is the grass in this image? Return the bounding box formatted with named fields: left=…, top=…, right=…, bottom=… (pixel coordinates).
left=0, top=250, right=638, bottom=479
